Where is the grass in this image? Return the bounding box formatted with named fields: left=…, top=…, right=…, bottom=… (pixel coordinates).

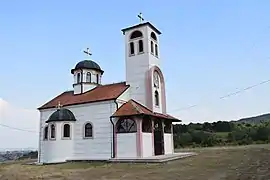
left=1, top=144, right=270, bottom=179
left=215, top=132, right=229, bottom=138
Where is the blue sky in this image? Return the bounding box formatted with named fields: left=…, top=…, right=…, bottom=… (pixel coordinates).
left=1, top=0, right=270, bottom=129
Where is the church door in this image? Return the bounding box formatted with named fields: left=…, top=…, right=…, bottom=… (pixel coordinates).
left=153, top=119, right=164, bottom=156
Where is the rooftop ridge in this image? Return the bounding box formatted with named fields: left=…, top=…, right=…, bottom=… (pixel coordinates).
left=130, top=100, right=144, bottom=114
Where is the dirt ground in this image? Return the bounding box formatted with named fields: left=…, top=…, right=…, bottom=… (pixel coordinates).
left=1, top=144, right=270, bottom=180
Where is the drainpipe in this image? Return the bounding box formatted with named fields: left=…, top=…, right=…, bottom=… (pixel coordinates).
left=110, top=100, right=119, bottom=158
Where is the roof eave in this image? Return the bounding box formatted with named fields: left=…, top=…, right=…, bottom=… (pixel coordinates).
left=121, top=22, right=162, bottom=35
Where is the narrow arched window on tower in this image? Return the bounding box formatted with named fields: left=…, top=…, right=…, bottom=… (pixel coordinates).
left=77, top=73, right=81, bottom=83
left=151, top=41, right=154, bottom=54
left=138, top=40, right=144, bottom=53
left=155, top=91, right=159, bottom=106
left=151, top=32, right=157, bottom=41
left=155, top=44, right=158, bottom=57
left=130, top=30, right=143, bottom=39
left=86, top=72, right=91, bottom=82
left=130, top=42, right=134, bottom=55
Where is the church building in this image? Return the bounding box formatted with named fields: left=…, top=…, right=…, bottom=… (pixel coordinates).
left=37, top=16, right=181, bottom=164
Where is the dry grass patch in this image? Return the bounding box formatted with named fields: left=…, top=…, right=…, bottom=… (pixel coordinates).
left=0, top=144, right=270, bottom=180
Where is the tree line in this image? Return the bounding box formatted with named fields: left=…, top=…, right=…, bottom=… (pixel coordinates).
left=173, top=121, right=270, bottom=148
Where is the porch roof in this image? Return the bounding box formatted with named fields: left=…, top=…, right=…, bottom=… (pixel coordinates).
left=111, top=99, right=181, bottom=122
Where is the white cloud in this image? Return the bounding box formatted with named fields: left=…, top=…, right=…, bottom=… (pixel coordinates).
left=0, top=98, right=39, bottom=150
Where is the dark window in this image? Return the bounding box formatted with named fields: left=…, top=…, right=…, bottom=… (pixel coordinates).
left=63, top=124, right=70, bottom=138
left=44, top=126, right=48, bottom=140
left=151, top=32, right=157, bottom=41
left=116, top=118, right=137, bottom=133
left=130, top=30, right=143, bottom=39
left=155, top=91, right=159, bottom=106
left=86, top=72, right=91, bottom=82
left=84, top=123, right=93, bottom=138
left=155, top=44, right=158, bottom=57
left=138, top=40, right=144, bottom=53
left=151, top=41, right=154, bottom=53
left=50, top=124, right=56, bottom=139
left=142, top=117, right=152, bottom=133
left=130, top=42, right=134, bottom=55
left=96, top=74, right=99, bottom=84
left=164, top=121, right=172, bottom=133
left=77, top=73, right=81, bottom=83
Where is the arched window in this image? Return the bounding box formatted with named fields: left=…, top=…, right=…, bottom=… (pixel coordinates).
left=50, top=124, right=56, bottom=139
left=84, top=123, right=93, bottom=138
left=151, top=32, right=157, bottom=41
left=96, top=74, right=99, bottom=84
left=116, top=118, right=137, bottom=133
left=151, top=41, right=154, bottom=54
left=155, top=91, right=159, bottom=106
left=129, top=42, right=134, bottom=55
left=155, top=44, right=158, bottom=57
left=63, top=124, right=70, bottom=138
left=86, top=72, right=91, bottom=82
left=138, top=40, right=144, bottom=53
left=77, top=73, right=81, bottom=83
left=130, top=30, right=143, bottom=39
left=44, top=126, right=48, bottom=140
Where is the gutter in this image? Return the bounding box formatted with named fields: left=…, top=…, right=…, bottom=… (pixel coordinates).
left=110, top=99, right=119, bottom=158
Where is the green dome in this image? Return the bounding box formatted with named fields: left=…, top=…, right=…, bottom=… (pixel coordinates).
left=46, top=108, right=76, bottom=123
left=71, top=60, right=104, bottom=74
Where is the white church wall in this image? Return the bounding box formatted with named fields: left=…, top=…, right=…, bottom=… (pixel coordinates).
left=164, top=133, right=173, bottom=154
left=73, top=85, right=82, bottom=95
left=116, top=133, right=137, bottom=158
left=45, top=122, right=73, bottom=163
left=39, top=109, right=55, bottom=163
left=142, top=133, right=153, bottom=157
left=68, top=100, right=116, bottom=160
left=39, top=110, right=74, bottom=163
left=39, top=100, right=117, bottom=163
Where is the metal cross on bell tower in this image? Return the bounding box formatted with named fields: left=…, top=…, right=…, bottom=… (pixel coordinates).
left=137, top=12, right=144, bottom=23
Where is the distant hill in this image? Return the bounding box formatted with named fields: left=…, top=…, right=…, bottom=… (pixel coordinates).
left=234, top=113, right=270, bottom=124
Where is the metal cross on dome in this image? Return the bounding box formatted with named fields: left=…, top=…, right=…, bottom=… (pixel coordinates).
left=138, top=12, right=144, bottom=23
left=83, top=48, right=92, bottom=56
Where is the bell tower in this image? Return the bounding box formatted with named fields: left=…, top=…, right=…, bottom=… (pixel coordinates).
left=122, top=14, right=167, bottom=113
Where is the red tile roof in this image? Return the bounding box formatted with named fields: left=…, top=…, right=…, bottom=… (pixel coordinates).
left=38, top=82, right=129, bottom=110
left=112, top=99, right=181, bottom=122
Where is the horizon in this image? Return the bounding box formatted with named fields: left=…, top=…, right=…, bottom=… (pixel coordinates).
left=1, top=0, right=270, bottom=149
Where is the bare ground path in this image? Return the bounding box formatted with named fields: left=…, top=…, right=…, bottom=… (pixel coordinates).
left=0, top=144, right=270, bottom=180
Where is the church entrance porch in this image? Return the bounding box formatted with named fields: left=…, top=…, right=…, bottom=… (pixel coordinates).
left=110, top=99, right=181, bottom=160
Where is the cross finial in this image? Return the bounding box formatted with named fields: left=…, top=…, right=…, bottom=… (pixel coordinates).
left=56, top=101, right=63, bottom=109
left=83, top=48, right=92, bottom=56
left=138, top=12, right=144, bottom=23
